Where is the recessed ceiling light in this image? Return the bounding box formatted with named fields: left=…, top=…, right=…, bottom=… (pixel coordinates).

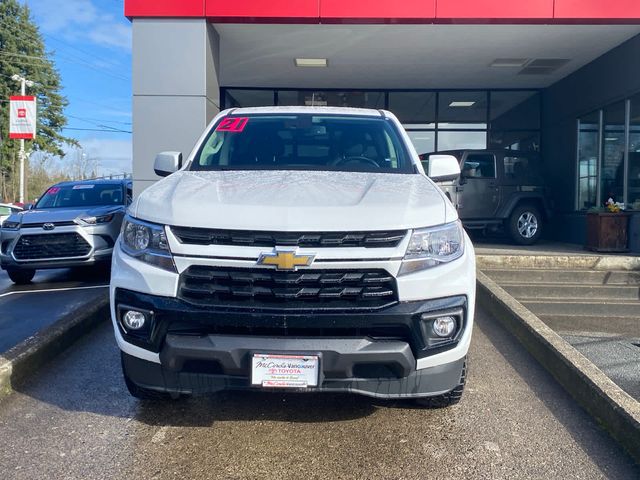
left=490, top=58, right=529, bottom=68
left=295, top=58, right=328, bottom=67
left=449, top=101, right=475, bottom=108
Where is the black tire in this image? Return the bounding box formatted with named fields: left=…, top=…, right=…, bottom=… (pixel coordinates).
left=415, top=357, right=467, bottom=409
left=7, top=268, right=36, bottom=285
left=121, top=353, right=177, bottom=400
left=508, top=204, right=543, bottom=245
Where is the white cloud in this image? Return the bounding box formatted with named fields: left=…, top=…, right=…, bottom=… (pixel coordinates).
left=29, top=0, right=131, bottom=52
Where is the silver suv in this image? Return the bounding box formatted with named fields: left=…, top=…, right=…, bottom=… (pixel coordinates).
left=422, top=149, right=552, bottom=245
left=0, top=179, right=131, bottom=284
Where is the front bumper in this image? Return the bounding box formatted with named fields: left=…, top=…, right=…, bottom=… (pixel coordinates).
left=114, top=288, right=470, bottom=398
left=111, top=233, right=476, bottom=398
left=0, top=223, right=117, bottom=270
left=122, top=350, right=466, bottom=399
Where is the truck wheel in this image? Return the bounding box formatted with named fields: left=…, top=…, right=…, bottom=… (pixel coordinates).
left=508, top=204, right=543, bottom=245
left=7, top=268, right=36, bottom=285
left=415, top=357, right=467, bottom=408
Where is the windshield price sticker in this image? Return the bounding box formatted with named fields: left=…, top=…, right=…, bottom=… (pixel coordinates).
left=72, top=184, right=95, bottom=190
left=251, top=354, right=319, bottom=388
left=215, top=117, right=249, bottom=132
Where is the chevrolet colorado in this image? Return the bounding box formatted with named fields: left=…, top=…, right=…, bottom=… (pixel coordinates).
left=110, top=106, right=475, bottom=407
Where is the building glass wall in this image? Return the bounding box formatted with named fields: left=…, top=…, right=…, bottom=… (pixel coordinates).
left=575, top=92, right=640, bottom=210
left=223, top=88, right=541, bottom=156
left=577, top=111, right=600, bottom=210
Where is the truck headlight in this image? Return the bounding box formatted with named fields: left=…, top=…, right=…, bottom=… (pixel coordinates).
left=120, top=215, right=175, bottom=271
left=1, top=220, right=20, bottom=230
left=399, top=221, right=464, bottom=275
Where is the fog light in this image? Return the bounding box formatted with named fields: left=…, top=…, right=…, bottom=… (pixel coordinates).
left=432, top=316, right=456, bottom=337
left=123, top=310, right=146, bottom=330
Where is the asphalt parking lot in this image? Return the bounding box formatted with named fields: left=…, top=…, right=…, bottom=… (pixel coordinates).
left=0, top=306, right=637, bottom=479
left=0, top=268, right=109, bottom=353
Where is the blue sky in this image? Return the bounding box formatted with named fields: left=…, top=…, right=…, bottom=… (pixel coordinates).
left=23, top=0, right=132, bottom=176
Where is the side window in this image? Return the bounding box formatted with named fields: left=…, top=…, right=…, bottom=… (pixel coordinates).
left=462, top=154, right=496, bottom=179
left=126, top=184, right=133, bottom=205
left=504, top=156, right=529, bottom=180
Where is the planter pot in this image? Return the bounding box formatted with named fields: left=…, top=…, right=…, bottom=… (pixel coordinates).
left=586, top=212, right=630, bottom=252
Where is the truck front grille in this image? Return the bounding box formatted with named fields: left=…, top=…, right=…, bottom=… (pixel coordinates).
left=178, top=266, right=398, bottom=310
left=171, top=227, right=407, bottom=249
left=13, top=233, right=91, bottom=260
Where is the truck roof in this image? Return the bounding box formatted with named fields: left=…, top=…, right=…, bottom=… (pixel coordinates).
left=226, top=106, right=385, bottom=117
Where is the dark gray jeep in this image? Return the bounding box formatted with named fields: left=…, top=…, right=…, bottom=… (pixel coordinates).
left=421, top=149, right=551, bottom=245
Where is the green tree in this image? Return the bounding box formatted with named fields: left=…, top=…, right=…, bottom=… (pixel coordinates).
left=0, top=0, right=74, bottom=200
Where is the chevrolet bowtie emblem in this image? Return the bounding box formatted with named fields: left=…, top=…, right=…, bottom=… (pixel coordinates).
left=257, top=249, right=316, bottom=271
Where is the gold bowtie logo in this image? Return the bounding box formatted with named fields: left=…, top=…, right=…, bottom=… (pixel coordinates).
left=257, top=249, right=316, bottom=271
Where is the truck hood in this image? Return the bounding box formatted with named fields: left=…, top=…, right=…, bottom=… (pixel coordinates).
left=134, top=170, right=454, bottom=231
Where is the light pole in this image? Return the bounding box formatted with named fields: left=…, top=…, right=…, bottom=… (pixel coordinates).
left=11, top=74, right=34, bottom=204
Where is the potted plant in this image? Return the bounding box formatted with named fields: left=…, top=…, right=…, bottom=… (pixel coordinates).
left=585, top=199, right=630, bottom=252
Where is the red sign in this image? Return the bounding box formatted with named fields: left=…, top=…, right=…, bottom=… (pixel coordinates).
left=215, top=117, right=249, bottom=132
left=9, top=96, right=36, bottom=140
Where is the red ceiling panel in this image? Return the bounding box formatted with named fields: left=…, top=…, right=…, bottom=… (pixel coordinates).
left=125, top=0, right=205, bottom=17
left=436, top=0, right=554, bottom=19
left=320, top=0, right=435, bottom=21
left=554, top=0, right=640, bottom=19
left=205, top=0, right=318, bottom=20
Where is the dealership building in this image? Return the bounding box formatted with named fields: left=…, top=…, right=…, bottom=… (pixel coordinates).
left=124, top=1, right=640, bottom=243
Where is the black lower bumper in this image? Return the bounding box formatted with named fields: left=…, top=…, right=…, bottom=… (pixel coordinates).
left=114, top=288, right=468, bottom=359
left=122, top=350, right=466, bottom=399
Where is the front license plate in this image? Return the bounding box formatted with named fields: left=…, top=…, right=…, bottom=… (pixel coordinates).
left=251, top=354, right=319, bottom=388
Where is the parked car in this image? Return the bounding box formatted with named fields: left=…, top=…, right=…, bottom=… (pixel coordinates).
left=111, top=106, right=476, bottom=407
left=421, top=149, right=552, bottom=244
left=0, top=179, right=132, bottom=284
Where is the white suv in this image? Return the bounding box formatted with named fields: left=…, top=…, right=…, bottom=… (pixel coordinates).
left=110, top=106, right=476, bottom=407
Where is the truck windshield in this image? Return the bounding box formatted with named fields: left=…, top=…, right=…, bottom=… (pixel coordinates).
left=191, top=114, right=413, bottom=173
left=35, top=184, right=124, bottom=209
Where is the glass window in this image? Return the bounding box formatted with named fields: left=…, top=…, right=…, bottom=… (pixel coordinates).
left=0, top=206, right=10, bottom=215
left=277, top=91, right=384, bottom=109
left=629, top=95, right=640, bottom=209
left=489, top=131, right=540, bottom=152
left=405, top=130, right=435, bottom=156
left=437, top=131, right=487, bottom=151
left=192, top=114, right=412, bottom=174
left=388, top=92, right=436, bottom=125
left=36, top=184, right=125, bottom=209
left=225, top=89, right=274, bottom=108
left=438, top=91, right=487, bottom=128
left=490, top=91, right=540, bottom=130
left=601, top=102, right=626, bottom=205
left=577, top=111, right=600, bottom=210
left=504, top=155, right=543, bottom=183
left=463, top=153, right=496, bottom=179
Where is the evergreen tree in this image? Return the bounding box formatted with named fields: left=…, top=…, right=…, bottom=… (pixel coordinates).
left=0, top=0, right=74, bottom=199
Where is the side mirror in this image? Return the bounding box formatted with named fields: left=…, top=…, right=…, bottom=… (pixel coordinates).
left=25, top=203, right=34, bottom=210
left=427, top=155, right=461, bottom=183
left=154, top=151, right=183, bottom=177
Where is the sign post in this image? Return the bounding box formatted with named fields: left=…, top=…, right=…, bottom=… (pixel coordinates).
left=9, top=94, right=36, bottom=203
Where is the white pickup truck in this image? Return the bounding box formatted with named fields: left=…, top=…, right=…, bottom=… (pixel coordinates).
left=110, top=106, right=476, bottom=407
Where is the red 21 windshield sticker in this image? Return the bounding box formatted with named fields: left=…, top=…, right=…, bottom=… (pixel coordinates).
left=215, top=117, right=249, bottom=132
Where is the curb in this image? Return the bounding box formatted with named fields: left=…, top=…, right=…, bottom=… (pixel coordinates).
left=477, top=254, right=640, bottom=271
left=476, top=270, right=640, bottom=464
left=0, top=294, right=109, bottom=400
